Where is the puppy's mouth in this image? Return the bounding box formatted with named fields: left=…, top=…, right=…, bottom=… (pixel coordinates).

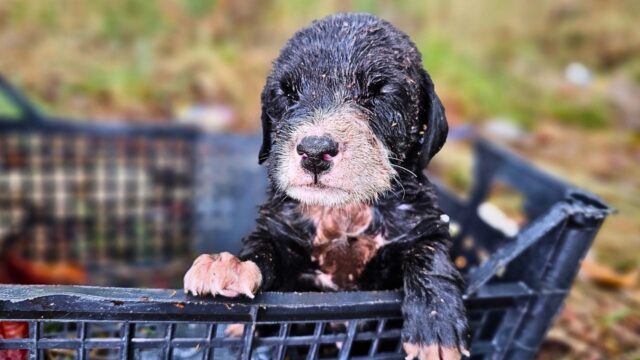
left=290, top=182, right=345, bottom=191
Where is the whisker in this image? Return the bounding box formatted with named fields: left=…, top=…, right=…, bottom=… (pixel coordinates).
left=391, top=163, right=418, bottom=178
left=391, top=173, right=406, bottom=200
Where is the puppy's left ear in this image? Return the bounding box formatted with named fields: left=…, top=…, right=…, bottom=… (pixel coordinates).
left=417, top=71, right=448, bottom=170
left=258, top=104, right=271, bottom=165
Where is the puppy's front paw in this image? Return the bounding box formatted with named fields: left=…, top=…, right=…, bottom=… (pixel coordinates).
left=183, top=252, right=262, bottom=298
left=401, top=297, right=469, bottom=360
left=403, top=342, right=469, bottom=360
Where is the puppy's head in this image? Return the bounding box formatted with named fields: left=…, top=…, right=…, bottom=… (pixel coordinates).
left=259, top=13, right=448, bottom=207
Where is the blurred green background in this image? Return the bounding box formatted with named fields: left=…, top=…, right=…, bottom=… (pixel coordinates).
left=0, top=1, right=638, bottom=359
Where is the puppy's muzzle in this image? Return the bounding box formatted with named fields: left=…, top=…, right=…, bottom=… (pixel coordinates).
left=296, top=135, right=339, bottom=179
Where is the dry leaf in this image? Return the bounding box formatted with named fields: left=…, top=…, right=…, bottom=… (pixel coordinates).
left=580, top=257, right=639, bottom=289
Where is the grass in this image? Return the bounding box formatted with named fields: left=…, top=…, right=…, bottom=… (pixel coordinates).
left=0, top=93, right=22, bottom=119
left=0, top=0, right=635, bottom=129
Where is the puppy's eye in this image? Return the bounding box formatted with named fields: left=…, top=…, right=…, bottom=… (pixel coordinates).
left=279, top=80, right=299, bottom=105
left=358, top=79, right=390, bottom=108
left=367, top=80, right=390, bottom=97
left=367, top=80, right=388, bottom=97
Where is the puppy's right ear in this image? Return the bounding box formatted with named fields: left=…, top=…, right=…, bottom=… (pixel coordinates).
left=258, top=104, right=272, bottom=165
left=417, top=71, right=448, bottom=170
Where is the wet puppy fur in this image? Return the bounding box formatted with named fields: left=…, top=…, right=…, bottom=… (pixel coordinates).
left=239, top=13, right=469, bottom=356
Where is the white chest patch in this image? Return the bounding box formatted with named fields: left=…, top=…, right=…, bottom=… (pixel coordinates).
left=302, top=204, right=387, bottom=290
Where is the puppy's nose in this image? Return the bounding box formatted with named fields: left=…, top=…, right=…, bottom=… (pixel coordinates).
left=296, top=135, right=339, bottom=175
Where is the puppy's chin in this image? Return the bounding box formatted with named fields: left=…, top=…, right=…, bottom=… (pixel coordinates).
left=286, top=184, right=371, bottom=207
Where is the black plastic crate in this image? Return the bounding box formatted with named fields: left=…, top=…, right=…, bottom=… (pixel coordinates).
left=0, top=76, right=612, bottom=359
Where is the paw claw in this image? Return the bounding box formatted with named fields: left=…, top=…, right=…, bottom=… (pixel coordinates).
left=403, top=342, right=464, bottom=360
left=460, top=348, right=470, bottom=358
left=403, top=342, right=419, bottom=360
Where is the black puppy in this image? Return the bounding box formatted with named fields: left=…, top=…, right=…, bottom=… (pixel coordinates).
left=184, top=13, right=469, bottom=359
